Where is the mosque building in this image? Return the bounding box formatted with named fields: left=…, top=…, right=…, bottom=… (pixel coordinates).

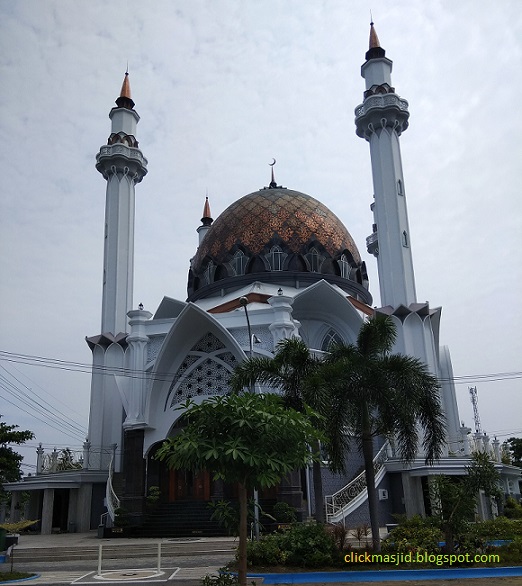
left=6, top=23, right=520, bottom=535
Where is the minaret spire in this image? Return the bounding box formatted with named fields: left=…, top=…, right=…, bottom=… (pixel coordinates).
left=95, top=73, right=148, bottom=334
left=197, top=195, right=214, bottom=244
left=366, top=20, right=386, bottom=61
left=116, top=72, right=135, bottom=110
left=355, top=26, right=415, bottom=308
left=202, top=196, right=213, bottom=226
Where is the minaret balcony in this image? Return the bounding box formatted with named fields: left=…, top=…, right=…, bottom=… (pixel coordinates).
left=96, top=144, right=148, bottom=180
left=355, top=94, right=409, bottom=139
left=366, top=231, right=379, bottom=257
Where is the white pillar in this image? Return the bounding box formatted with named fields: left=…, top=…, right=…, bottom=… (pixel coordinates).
left=124, top=307, right=152, bottom=427
left=41, top=489, right=54, bottom=535
left=267, top=294, right=300, bottom=346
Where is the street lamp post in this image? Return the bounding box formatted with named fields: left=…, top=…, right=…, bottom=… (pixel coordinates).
left=239, top=296, right=261, bottom=540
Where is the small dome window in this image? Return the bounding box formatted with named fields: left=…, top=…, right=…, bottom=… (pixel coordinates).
left=338, top=254, right=351, bottom=279
left=203, top=261, right=216, bottom=285
left=231, top=250, right=248, bottom=276
left=265, top=246, right=286, bottom=271
left=305, top=247, right=324, bottom=273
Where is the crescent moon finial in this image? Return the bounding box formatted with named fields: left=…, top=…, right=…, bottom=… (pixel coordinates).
left=268, top=158, right=277, bottom=188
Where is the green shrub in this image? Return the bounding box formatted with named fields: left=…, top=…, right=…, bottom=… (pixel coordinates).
left=382, top=516, right=442, bottom=554
left=146, top=486, right=161, bottom=509
left=503, top=497, right=522, bottom=519
left=113, top=507, right=130, bottom=527
left=272, top=502, right=297, bottom=524
left=470, top=517, right=522, bottom=541
left=246, top=522, right=340, bottom=568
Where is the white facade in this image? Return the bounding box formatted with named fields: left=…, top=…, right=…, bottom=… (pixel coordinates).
left=5, top=25, right=520, bottom=535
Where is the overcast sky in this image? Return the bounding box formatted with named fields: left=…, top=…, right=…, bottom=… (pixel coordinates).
left=1, top=1, right=521, bottom=471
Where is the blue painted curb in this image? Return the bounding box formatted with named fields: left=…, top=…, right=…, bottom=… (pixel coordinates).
left=245, top=566, right=522, bottom=583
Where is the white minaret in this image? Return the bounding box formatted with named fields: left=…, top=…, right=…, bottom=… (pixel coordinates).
left=95, top=73, right=147, bottom=335
left=355, top=27, right=465, bottom=512
left=355, top=24, right=416, bottom=308
left=86, top=75, right=147, bottom=470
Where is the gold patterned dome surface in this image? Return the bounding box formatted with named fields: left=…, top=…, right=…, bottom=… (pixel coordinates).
left=192, top=188, right=361, bottom=269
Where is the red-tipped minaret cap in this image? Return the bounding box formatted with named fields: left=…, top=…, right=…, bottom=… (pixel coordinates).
left=116, top=72, right=135, bottom=109
left=201, top=196, right=213, bottom=226
left=365, top=22, right=386, bottom=61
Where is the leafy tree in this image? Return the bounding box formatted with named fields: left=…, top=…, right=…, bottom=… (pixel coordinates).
left=503, top=437, right=522, bottom=468
left=57, top=448, right=81, bottom=471
left=230, top=337, right=337, bottom=523
left=307, top=314, right=446, bottom=551
left=0, top=415, right=34, bottom=498
left=154, top=393, right=322, bottom=586
left=430, top=451, right=502, bottom=553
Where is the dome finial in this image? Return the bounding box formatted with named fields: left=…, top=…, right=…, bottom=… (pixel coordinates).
left=269, top=158, right=277, bottom=189
left=116, top=71, right=135, bottom=110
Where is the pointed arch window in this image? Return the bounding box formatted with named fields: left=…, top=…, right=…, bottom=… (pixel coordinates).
left=231, top=250, right=248, bottom=276
left=402, top=231, right=409, bottom=247
left=321, top=329, right=343, bottom=352
left=305, top=247, right=323, bottom=272
left=203, top=261, right=216, bottom=285
left=338, top=254, right=351, bottom=279
left=397, top=179, right=404, bottom=196
left=265, top=246, right=286, bottom=271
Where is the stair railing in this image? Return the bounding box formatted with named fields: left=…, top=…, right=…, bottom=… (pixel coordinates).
left=105, top=452, right=120, bottom=526
left=325, top=441, right=389, bottom=523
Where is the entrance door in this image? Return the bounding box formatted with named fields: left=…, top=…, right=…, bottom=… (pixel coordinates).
left=168, top=469, right=210, bottom=501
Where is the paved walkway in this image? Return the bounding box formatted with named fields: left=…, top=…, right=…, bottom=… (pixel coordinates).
left=2, top=532, right=236, bottom=584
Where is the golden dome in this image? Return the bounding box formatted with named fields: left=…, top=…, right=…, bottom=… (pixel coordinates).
left=188, top=187, right=369, bottom=301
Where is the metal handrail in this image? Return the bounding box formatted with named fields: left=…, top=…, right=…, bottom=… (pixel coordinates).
left=325, top=441, right=389, bottom=522
left=105, top=454, right=120, bottom=524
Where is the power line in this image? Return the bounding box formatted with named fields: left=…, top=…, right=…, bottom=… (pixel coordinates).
left=7, top=362, right=88, bottom=422
left=0, top=387, right=85, bottom=443
left=0, top=374, right=86, bottom=438
left=1, top=349, right=521, bottom=385
left=0, top=365, right=87, bottom=435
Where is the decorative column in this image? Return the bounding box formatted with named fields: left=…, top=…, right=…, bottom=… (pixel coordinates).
left=36, top=443, right=44, bottom=475
left=268, top=292, right=300, bottom=346
left=124, top=306, right=153, bottom=428
left=492, top=437, right=501, bottom=463
left=82, top=439, right=91, bottom=470
left=41, top=489, right=54, bottom=535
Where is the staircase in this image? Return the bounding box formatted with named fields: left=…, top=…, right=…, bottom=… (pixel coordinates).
left=324, top=441, right=389, bottom=524
left=138, top=501, right=226, bottom=537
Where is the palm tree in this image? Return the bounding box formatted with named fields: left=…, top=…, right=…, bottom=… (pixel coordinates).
left=307, top=314, right=446, bottom=551
left=230, top=337, right=336, bottom=523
